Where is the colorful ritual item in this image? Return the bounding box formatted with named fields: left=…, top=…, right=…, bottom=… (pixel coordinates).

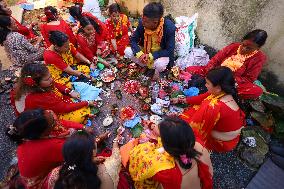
left=120, top=106, right=136, bottom=120
left=180, top=92, right=245, bottom=152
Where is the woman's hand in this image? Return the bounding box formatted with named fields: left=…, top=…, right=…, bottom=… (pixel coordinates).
left=93, top=156, right=106, bottom=164
left=171, top=96, right=187, bottom=104
left=70, top=90, right=80, bottom=100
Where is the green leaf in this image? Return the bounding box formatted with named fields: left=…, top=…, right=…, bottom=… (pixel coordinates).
left=260, top=93, right=284, bottom=113
left=249, top=100, right=266, bottom=113
left=130, top=123, right=144, bottom=138
left=251, top=111, right=274, bottom=129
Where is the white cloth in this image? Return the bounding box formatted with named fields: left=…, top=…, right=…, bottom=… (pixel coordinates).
left=83, top=0, right=105, bottom=22
left=124, top=47, right=169, bottom=73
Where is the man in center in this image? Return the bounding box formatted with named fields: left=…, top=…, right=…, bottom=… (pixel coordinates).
left=124, top=2, right=176, bottom=80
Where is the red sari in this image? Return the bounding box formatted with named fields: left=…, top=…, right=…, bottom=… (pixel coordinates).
left=40, top=20, right=77, bottom=47
left=186, top=43, right=266, bottom=99
left=180, top=92, right=245, bottom=152
left=12, top=16, right=35, bottom=39
left=105, top=14, right=130, bottom=56
left=82, top=12, right=108, bottom=42
left=11, top=82, right=88, bottom=115
left=77, top=32, right=101, bottom=60
left=18, top=120, right=83, bottom=189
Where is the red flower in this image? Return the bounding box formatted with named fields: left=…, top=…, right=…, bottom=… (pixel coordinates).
left=23, top=76, right=36, bottom=86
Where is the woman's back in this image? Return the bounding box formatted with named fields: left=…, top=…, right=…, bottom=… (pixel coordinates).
left=181, top=141, right=212, bottom=189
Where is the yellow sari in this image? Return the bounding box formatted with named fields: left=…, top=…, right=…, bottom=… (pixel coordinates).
left=129, top=138, right=175, bottom=189
left=47, top=43, right=90, bottom=88
left=53, top=85, right=90, bottom=124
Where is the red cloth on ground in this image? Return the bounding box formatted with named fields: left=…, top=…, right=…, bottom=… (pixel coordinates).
left=44, top=45, right=78, bottom=70
left=18, top=120, right=83, bottom=189
left=40, top=20, right=77, bottom=47
left=82, top=12, right=108, bottom=42
left=186, top=43, right=267, bottom=99
left=105, top=14, right=130, bottom=55
left=181, top=93, right=245, bottom=152
left=12, top=16, right=35, bottom=39
left=76, top=32, right=101, bottom=60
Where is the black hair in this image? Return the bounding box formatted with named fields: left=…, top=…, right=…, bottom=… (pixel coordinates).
left=69, top=5, right=82, bottom=20
left=15, top=63, right=49, bottom=100
left=6, top=109, right=49, bottom=144
left=44, top=6, right=58, bottom=22
left=0, top=15, right=11, bottom=45
left=54, top=131, right=101, bottom=189
left=49, top=30, right=69, bottom=47
left=78, top=16, right=101, bottom=34
left=0, top=0, right=10, bottom=16
left=159, top=117, right=201, bottom=169
left=206, top=66, right=244, bottom=110
left=108, top=3, right=121, bottom=15
left=243, top=29, right=268, bottom=47
left=143, top=2, right=164, bottom=19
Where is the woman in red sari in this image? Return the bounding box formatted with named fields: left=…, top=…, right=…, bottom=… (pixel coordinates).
left=40, top=6, right=77, bottom=47
left=69, top=5, right=108, bottom=43
left=128, top=117, right=213, bottom=189
left=76, top=16, right=110, bottom=67
left=6, top=109, right=87, bottom=189
left=0, top=0, right=35, bottom=39
left=173, top=67, right=245, bottom=152
left=105, top=3, right=133, bottom=56
left=11, top=63, right=96, bottom=123
left=44, top=31, right=95, bottom=87
left=186, top=30, right=268, bottom=99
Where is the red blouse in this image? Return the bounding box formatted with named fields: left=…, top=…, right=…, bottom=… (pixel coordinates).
left=82, top=12, right=108, bottom=42
left=18, top=120, right=83, bottom=189
left=44, top=45, right=78, bottom=70
left=40, top=20, right=77, bottom=47
left=186, top=92, right=245, bottom=132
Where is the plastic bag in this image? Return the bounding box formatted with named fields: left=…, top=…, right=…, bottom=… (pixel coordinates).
left=175, top=46, right=209, bottom=69
left=175, top=13, right=198, bottom=57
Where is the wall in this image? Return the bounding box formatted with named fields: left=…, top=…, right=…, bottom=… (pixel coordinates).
left=161, top=0, right=284, bottom=95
